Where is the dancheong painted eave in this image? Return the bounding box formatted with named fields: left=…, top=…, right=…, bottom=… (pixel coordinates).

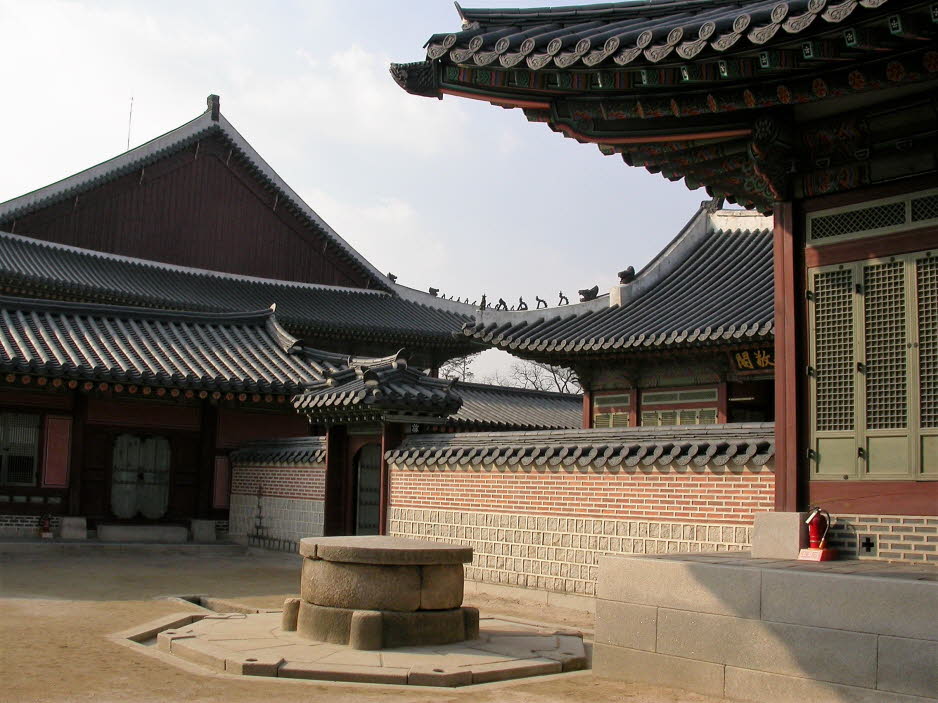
left=0, top=231, right=477, bottom=352
left=393, top=0, right=938, bottom=211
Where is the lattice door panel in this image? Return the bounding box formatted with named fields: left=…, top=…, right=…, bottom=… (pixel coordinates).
left=813, top=269, right=855, bottom=432
left=918, top=257, right=938, bottom=429
left=863, top=261, right=907, bottom=430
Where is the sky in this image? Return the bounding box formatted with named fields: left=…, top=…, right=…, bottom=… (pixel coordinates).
left=0, top=0, right=709, bottom=379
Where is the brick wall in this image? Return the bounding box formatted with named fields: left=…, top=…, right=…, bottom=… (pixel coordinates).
left=390, top=465, right=774, bottom=523
left=0, top=513, right=61, bottom=537
left=828, top=514, right=938, bottom=565
left=388, top=458, right=774, bottom=596
left=229, top=462, right=326, bottom=552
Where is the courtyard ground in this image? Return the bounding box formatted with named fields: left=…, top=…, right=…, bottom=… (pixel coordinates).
left=0, top=549, right=724, bottom=703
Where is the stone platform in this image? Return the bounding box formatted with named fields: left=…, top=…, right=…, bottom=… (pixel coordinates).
left=135, top=610, right=586, bottom=686
left=594, top=553, right=938, bottom=702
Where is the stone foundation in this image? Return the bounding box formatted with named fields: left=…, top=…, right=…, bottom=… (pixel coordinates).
left=389, top=507, right=750, bottom=596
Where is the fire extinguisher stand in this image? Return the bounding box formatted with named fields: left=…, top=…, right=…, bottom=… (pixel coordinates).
left=798, top=506, right=838, bottom=561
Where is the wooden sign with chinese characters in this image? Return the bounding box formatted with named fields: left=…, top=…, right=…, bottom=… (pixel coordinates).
left=732, top=348, right=774, bottom=372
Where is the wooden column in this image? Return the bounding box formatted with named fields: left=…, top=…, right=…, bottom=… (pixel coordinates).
left=717, top=382, right=729, bottom=424
left=67, top=392, right=86, bottom=515
left=323, top=425, right=347, bottom=536
left=379, top=423, right=404, bottom=535
left=773, top=201, right=803, bottom=512
left=197, top=401, right=218, bottom=518
left=581, top=390, right=593, bottom=429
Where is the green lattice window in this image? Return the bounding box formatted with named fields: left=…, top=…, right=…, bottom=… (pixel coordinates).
left=0, top=413, right=40, bottom=486
left=809, top=251, right=938, bottom=480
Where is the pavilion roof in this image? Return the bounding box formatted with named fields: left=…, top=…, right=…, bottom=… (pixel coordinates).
left=394, top=0, right=938, bottom=211
left=293, top=350, right=582, bottom=429
left=0, top=231, right=476, bottom=353
left=460, top=205, right=774, bottom=361
left=0, top=295, right=349, bottom=394
left=0, top=96, right=392, bottom=292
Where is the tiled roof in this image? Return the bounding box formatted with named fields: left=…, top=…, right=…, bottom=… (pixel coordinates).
left=461, top=209, right=773, bottom=359
left=0, top=96, right=391, bottom=291
left=445, top=382, right=581, bottom=430
left=423, top=0, right=896, bottom=72
left=230, top=437, right=326, bottom=466
left=387, top=422, right=775, bottom=469
left=294, top=353, right=463, bottom=423
left=293, top=351, right=582, bottom=429
left=0, top=231, right=475, bottom=351
left=0, top=295, right=349, bottom=393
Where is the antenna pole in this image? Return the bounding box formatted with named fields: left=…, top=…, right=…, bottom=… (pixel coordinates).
left=126, top=96, right=134, bottom=151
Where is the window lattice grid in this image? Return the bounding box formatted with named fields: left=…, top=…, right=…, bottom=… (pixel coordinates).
left=918, top=257, right=938, bottom=428
left=911, top=194, right=938, bottom=223
left=814, top=269, right=855, bottom=431
left=0, top=413, right=40, bottom=485
left=864, top=262, right=908, bottom=430
left=810, top=202, right=906, bottom=240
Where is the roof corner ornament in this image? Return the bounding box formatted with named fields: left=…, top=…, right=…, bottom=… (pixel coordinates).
left=387, top=272, right=397, bottom=283
left=558, top=291, right=569, bottom=306
left=429, top=287, right=439, bottom=297
left=536, top=296, right=547, bottom=309
left=749, top=115, right=795, bottom=203
left=494, top=298, right=508, bottom=311
left=705, top=195, right=725, bottom=213
left=617, top=267, right=635, bottom=285
left=517, top=297, right=528, bottom=311
left=388, top=61, right=441, bottom=99
left=578, top=285, right=599, bottom=303
left=207, top=94, right=220, bottom=122
left=479, top=294, right=487, bottom=311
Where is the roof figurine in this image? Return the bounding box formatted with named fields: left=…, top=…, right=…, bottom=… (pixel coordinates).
left=460, top=205, right=773, bottom=363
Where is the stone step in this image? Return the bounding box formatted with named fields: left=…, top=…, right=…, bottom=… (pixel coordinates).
left=97, top=524, right=189, bottom=543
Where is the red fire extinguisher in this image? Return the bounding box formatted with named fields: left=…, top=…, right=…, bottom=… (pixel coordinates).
left=805, top=506, right=831, bottom=549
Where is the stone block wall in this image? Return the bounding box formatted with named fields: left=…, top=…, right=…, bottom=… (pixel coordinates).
left=594, top=554, right=938, bottom=702
left=388, top=456, right=774, bottom=597
left=229, top=463, right=325, bottom=552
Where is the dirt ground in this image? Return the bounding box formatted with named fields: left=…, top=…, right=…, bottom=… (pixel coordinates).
left=0, top=549, right=724, bottom=703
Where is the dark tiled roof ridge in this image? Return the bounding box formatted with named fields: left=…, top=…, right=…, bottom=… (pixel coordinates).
left=0, top=292, right=283, bottom=329
left=0, top=231, right=475, bottom=348
left=459, top=0, right=740, bottom=24
left=230, top=436, right=327, bottom=466
left=0, top=230, right=388, bottom=298
left=451, top=379, right=582, bottom=400
left=388, top=422, right=775, bottom=468
left=0, top=103, right=391, bottom=291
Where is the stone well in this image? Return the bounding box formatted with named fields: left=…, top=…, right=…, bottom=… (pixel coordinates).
left=282, top=536, right=479, bottom=650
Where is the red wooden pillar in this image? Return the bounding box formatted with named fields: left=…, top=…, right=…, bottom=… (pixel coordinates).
left=582, top=390, right=593, bottom=429
left=773, top=201, right=802, bottom=512
left=717, top=381, right=729, bottom=424
left=379, top=423, right=404, bottom=535
left=67, top=392, right=87, bottom=515
left=197, top=401, right=218, bottom=518
left=323, top=425, right=347, bottom=536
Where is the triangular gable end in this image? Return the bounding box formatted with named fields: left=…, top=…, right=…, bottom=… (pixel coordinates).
left=0, top=95, right=391, bottom=292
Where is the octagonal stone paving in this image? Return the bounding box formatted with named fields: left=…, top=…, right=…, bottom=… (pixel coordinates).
left=132, top=611, right=587, bottom=687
